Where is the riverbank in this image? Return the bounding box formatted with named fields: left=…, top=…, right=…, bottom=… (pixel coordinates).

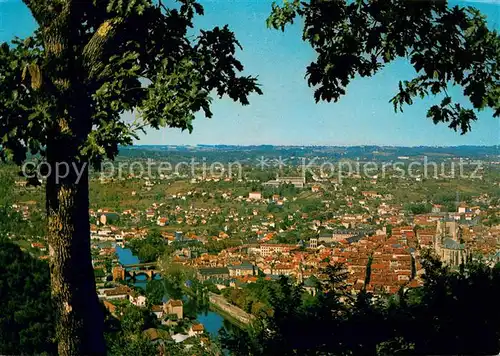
left=208, top=301, right=249, bottom=330
left=208, top=292, right=255, bottom=326
left=182, top=282, right=248, bottom=330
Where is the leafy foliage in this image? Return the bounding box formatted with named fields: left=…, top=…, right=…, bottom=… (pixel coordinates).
left=404, top=202, right=432, bottom=215
left=106, top=304, right=158, bottom=356
left=145, top=279, right=165, bottom=306
left=0, top=0, right=262, bottom=166
left=267, top=0, right=499, bottom=133
left=128, top=229, right=169, bottom=262
left=221, top=278, right=276, bottom=315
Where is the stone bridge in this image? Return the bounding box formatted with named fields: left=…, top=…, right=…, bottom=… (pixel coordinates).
left=114, top=262, right=160, bottom=280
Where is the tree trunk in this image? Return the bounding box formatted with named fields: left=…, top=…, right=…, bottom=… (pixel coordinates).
left=46, top=145, right=106, bottom=355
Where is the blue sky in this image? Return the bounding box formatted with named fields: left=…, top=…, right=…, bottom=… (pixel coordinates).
left=1, top=0, right=498, bottom=146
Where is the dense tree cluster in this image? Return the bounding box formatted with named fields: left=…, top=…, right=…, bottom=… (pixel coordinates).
left=222, top=257, right=500, bottom=355
left=0, top=237, right=55, bottom=355
left=128, top=229, right=170, bottom=263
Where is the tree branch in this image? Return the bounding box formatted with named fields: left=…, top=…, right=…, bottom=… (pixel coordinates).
left=22, top=0, right=64, bottom=26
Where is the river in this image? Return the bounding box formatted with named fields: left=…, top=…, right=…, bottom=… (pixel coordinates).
left=114, top=245, right=227, bottom=337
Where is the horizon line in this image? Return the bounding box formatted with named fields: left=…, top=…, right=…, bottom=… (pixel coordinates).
left=126, top=144, right=500, bottom=148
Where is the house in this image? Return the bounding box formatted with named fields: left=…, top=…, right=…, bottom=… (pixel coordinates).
left=114, top=233, right=123, bottom=243
left=470, top=206, right=481, bottom=214
left=143, top=328, right=170, bottom=345
left=128, top=292, right=147, bottom=307
left=175, top=231, right=184, bottom=242
left=102, top=300, right=117, bottom=317
left=163, top=299, right=183, bottom=319
left=361, top=191, right=380, bottom=198
left=103, top=285, right=132, bottom=300
left=145, top=209, right=155, bottom=219
left=457, top=203, right=469, bottom=213
left=151, top=305, right=164, bottom=319
left=188, top=323, right=204, bottom=337
left=157, top=217, right=168, bottom=226
left=248, top=192, right=262, bottom=200
left=432, top=204, right=443, bottom=213
left=311, top=185, right=321, bottom=193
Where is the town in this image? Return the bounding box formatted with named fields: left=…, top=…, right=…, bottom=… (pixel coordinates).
left=5, top=145, right=500, bottom=353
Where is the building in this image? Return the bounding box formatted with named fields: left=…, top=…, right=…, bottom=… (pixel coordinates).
left=197, top=267, right=230, bottom=281
left=436, top=220, right=459, bottom=241
left=434, top=220, right=470, bottom=267
left=417, top=229, right=435, bottom=249
left=437, top=238, right=469, bottom=266
left=188, top=323, right=204, bottom=337
left=143, top=328, right=170, bottom=345
left=103, top=285, right=132, bottom=300
left=432, top=204, right=443, bottom=213
left=228, top=261, right=255, bottom=277
left=129, top=292, right=147, bottom=307
left=317, top=230, right=358, bottom=244
left=263, top=175, right=306, bottom=188
left=163, top=299, right=183, bottom=319
left=361, top=191, right=380, bottom=198
left=272, top=264, right=294, bottom=276
left=175, top=231, right=184, bottom=242
left=151, top=305, right=164, bottom=319
left=112, top=266, right=125, bottom=281
left=457, top=203, right=469, bottom=214
left=103, top=300, right=118, bottom=317
left=259, top=243, right=296, bottom=257
left=248, top=192, right=262, bottom=200
left=332, top=230, right=359, bottom=242
left=157, top=217, right=168, bottom=226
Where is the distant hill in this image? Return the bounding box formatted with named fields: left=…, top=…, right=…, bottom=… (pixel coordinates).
left=118, top=145, right=499, bottom=163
